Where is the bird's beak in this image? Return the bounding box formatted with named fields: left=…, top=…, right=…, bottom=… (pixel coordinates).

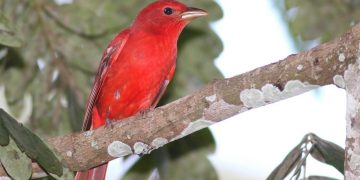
left=181, top=7, right=208, bottom=21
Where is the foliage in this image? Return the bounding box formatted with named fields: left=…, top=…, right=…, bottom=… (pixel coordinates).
left=0, top=109, right=62, bottom=178
left=268, top=133, right=344, bottom=179
left=0, top=139, right=32, bottom=180
left=0, top=14, right=23, bottom=47
left=274, top=0, right=360, bottom=50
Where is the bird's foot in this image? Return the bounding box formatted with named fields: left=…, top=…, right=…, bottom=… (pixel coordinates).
left=105, top=118, right=114, bottom=129
left=138, top=108, right=152, bottom=118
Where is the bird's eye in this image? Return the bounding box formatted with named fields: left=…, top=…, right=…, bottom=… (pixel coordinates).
left=164, top=7, right=173, bottom=15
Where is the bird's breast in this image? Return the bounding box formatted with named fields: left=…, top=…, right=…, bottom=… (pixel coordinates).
left=96, top=35, right=177, bottom=121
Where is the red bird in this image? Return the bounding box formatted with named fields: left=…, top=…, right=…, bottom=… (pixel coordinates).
left=75, top=0, right=207, bottom=179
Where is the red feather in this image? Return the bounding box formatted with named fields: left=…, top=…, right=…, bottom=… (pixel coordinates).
left=82, top=29, right=130, bottom=130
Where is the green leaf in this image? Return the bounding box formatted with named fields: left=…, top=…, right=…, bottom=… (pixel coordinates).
left=0, top=109, right=63, bottom=176
left=0, top=14, right=22, bottom=47
left=267, top=133, right=344, bottom=180
left=0, top=138, right=32, bottom=180
left=0, top=115, right=9, bottom=146
left=309, top=133, right=344, bottom=175
left=267, top=140, right=302, bottom=180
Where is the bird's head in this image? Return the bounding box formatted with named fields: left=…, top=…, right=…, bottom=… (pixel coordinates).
left=132, top=0, right=208, bottom=35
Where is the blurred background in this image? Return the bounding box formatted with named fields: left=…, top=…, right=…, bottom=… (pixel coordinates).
left=0, top=0, right=357, bottom=179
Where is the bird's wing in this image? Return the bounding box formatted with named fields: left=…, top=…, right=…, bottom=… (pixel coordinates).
left=150, top=63, right=176, bottom=109
left=82, top=29, right=130, bottom=131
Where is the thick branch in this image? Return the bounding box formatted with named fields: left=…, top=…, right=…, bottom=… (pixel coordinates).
left=344, top=52, right=360, bottom=177
left=2, top=22, right=360, bottom=177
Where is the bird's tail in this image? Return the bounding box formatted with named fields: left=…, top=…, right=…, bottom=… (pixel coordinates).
left=75, top=163, right=108, bottom=180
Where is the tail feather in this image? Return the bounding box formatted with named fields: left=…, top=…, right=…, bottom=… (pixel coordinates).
left=75, top=163, right=108, bottom=180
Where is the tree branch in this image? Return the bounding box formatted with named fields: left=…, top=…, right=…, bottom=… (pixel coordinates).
left=2, top=22, right=360, bottom=178
left=344, top=48, right=360, bottom=177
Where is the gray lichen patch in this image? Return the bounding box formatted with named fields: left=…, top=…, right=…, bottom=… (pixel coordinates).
left=339, top=53, right=346, bottom=62
left=83, top=130, right=93, bottom=138
left=204, top=99, right=242, bottom=121
left=240, top=89, right=265, bottom=108
left=66, top=151, right=73, bottom=157
left=240, top=80, right=319, bottom=108
left=333, top=75, right=346, bottom=89
left=239, top=107, right=249, bottom=113
left=134, top=142, right=150, bottom=155
left=283, top=80, right=319, bottom=96
left=262, top=84, right=282, bottom=102
left=346, top=94, right=359, bottom=121
left=205, top=94, right=217, bottom=103
left=297, top=64, right=304, bottom=71
left=91, top=141, right=99, bottom=150
left=344, top=65, right=360, bottom=106
left=107, top=141, right=132, bottom=157
left=345, top=171, right=359, bottom=180
left=171, top=119, right=214, bottom=142
left=349, top=151, right=360, bottom=169
left=151, top=138, right=168, bottom=149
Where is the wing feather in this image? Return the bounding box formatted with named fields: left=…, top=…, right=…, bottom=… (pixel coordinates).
left=82, top=29, right=130, bottom=131
left=150, top=63, right=176, bottom=109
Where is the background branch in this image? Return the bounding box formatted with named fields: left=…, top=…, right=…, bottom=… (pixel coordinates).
left=2, top=21, right=360, bottom=178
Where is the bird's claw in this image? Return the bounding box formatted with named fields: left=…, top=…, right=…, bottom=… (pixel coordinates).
left=139, top=108, right=151, bottom=117
left=105, top=118, right=114, bottom=129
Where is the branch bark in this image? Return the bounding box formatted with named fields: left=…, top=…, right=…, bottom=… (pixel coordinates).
left=2, top=22, right=360, bottom=178
left=344, top=50, right=360, bottom=177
